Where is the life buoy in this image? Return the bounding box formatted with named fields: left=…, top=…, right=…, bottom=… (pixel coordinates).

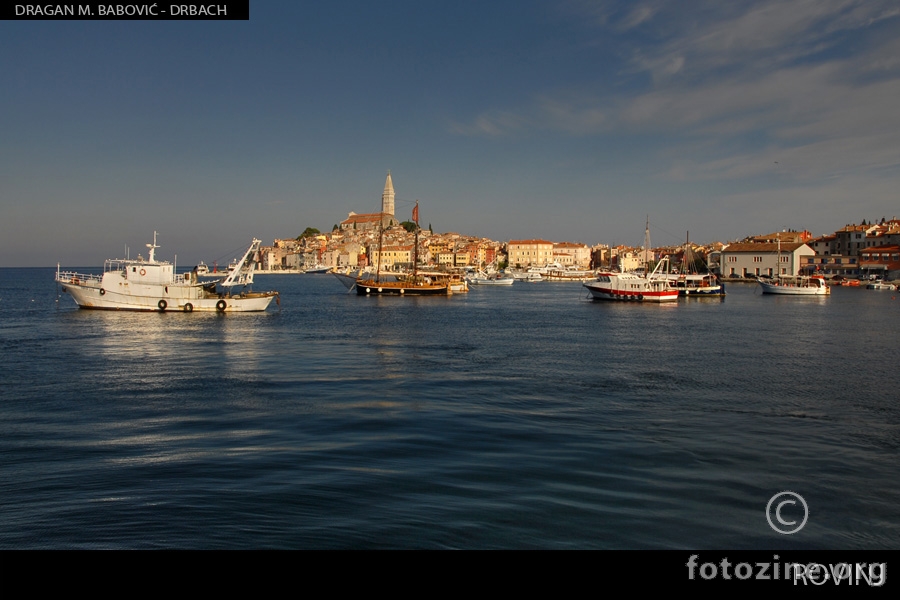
left=158, top=299, right=167, bottom=311
left=140, top=269, right=146, bottom=276
left=183, top=303, right=193, bottom=312
left=99, top=288, right=106, bottom=295
left=216, top=300, right=227, bottom=311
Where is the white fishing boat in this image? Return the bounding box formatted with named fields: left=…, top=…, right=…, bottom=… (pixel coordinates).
left=758, top=275, right=830, bottom=295
left=756, top=238, right=830, bottom=296
left=583, top=256, right=679, bottom=302
left=57, top=233, right=279, bottom=312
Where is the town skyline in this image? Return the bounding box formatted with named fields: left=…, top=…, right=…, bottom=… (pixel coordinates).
left=3, top=1, right=900, bottom=267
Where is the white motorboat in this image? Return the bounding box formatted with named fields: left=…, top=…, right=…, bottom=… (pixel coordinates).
left=57, top=233, right=279, bottom=312
left=305, top=264, right=332, bottom=274
left=466, top=271, right=515, bottom=285
left=865, top=279, right=896, bottom=290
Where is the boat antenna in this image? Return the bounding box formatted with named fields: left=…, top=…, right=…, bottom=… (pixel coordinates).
left=644, top=215, right=652, bottom=272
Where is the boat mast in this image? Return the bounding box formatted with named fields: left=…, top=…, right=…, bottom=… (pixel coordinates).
left=147, top=231, right=160, bottom=263
left=375, top=207, right=384, bottom=284
left=776, top=235, right=781, bottom=279
left=413, top=200, right=419, bottom=282
left=643, top=215, right=652, bottom=272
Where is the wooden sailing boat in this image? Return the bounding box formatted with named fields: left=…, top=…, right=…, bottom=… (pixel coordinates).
left=356, top=201, right=449, bottom=296
left=659, top=232, right=726, bottom=297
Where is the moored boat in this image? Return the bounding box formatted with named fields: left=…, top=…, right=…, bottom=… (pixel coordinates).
left=756, top=237, right=830, bottom=296
left=584, top=257, right=679, bottom=302
left=466, top=271, right=515, bottom=285
left=865, top=279, right=896, bottom=290
left=656, top=233, right=725, bottom=296
left=544, top=267, right=596, bottom=282
left=355, top=201, right=449, bottom=296
left=56, top=234, right=279, bottom=312
left=757, top=275, right=830, bottom=295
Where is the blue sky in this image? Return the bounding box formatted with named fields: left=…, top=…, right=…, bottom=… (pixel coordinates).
left=3, top=1, right=899, bottom=266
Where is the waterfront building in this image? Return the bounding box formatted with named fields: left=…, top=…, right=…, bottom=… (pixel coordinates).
left=507, top=239, right=554, bottom=268
left=860, top=245, right=900, bottom=279
left=553, top=242, right=591, bottom=269
left=369, top=244, right=413, bottom=270
left=720, top=242, right=814, bottom=277
left=616, top=250, right=648, bottom=272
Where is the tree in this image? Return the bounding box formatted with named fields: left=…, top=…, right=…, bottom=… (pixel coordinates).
left=297, top=227, right=321, bottom=240
left=400, top=221, right=417, bottom=233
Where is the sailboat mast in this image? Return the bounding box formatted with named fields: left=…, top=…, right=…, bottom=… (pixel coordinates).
left=413, top=200, right=420, bottom=281
left=376, top=210, right=384, bottom=284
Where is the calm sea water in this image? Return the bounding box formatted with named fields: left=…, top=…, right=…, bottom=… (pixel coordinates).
left=1, top=268, right=898, bottom=549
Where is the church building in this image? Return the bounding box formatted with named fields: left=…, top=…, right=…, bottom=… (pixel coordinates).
left=340, top=171, right=397, bottom=232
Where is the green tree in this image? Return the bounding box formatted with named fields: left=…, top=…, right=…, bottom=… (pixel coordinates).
left=297, top=227, right=321, bottom=240
left=400, top=221, right=417, bottom=233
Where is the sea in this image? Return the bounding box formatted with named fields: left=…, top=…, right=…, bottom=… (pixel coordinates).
left=1, top=268, right=898, bottom=550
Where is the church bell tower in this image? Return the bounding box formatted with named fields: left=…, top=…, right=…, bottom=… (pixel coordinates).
left=381, top=171, right=395, bottom=217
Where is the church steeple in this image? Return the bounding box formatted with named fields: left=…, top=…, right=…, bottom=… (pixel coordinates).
left=381, top=171, right=395, bottom=217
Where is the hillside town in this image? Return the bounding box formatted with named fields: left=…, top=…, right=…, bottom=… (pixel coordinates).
left=253, top=173, right=900, bottom=282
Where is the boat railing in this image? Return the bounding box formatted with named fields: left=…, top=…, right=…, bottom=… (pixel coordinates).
left=58, top=271, right=102, bottom=285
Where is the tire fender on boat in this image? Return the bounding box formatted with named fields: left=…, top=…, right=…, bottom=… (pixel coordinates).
left=638, top=294, right=644, bottom=301
left=158, top=299, right=167, bottom=311
left=99, top=288, right=106, bottom=295
left=216, top=300, right=227, bottom=312
left=183, top=303, right=193, bottom=312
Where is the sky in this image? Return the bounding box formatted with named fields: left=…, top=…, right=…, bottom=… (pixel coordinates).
left=2, top=0, right=899, bottom=266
